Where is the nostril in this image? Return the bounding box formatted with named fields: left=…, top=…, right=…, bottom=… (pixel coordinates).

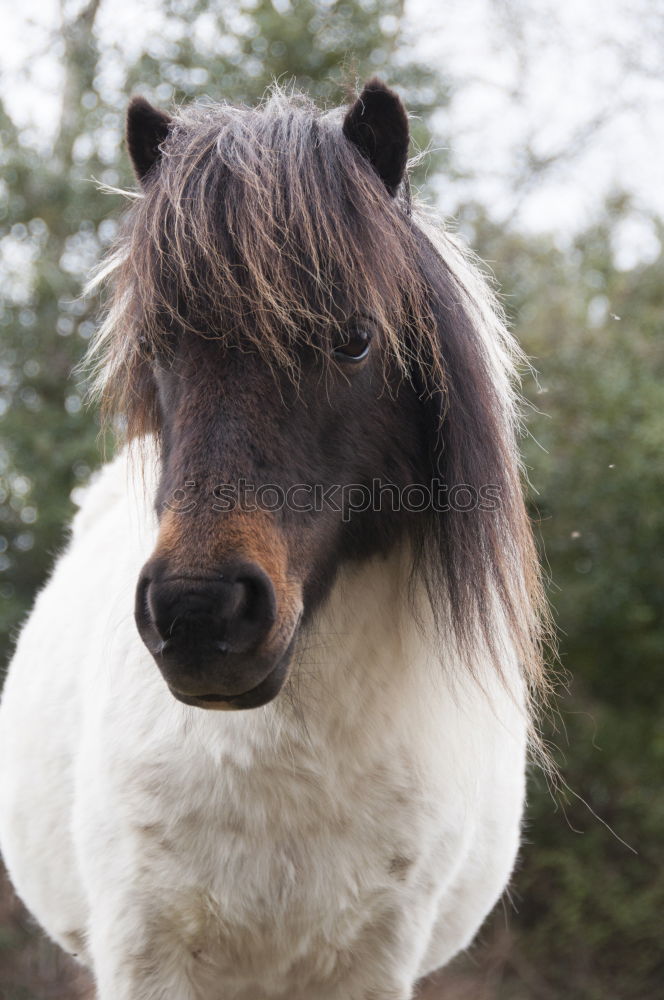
left=219, top=580, right=247, bottom=624
left=135, top=572, right=157, bottom=634
left=235, top=568, right=277, bottom=631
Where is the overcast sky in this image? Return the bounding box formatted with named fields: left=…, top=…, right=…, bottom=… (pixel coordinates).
left=2, top=0, right=664, bottom=266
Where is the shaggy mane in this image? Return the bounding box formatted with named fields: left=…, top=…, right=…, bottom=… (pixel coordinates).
left=87, top=87, right=550, bottom=712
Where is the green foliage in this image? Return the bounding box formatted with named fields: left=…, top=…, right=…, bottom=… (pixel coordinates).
left=0, top=91, right=104, bottom=659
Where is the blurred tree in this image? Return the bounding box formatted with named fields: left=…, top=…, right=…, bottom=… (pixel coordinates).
left=457, top=197, right=664, bottom=1000
left=0, top=0, right=108, bottom=664
left=124, top=0, right=446, bottom=165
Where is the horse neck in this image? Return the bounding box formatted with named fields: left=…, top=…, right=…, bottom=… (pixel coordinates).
left=256, top=549, right=527, bottom=762
left=290, top=549, right=431, bottom=723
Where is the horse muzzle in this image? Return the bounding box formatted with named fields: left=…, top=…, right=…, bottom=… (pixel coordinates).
left=134, top=559, right=298, bottom=709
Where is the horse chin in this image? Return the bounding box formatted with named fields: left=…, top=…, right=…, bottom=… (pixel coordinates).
left=164, top=640, right=295, bottom=711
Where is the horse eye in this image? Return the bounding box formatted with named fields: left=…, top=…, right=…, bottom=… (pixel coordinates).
left=333, top=329, right=372, bottom=363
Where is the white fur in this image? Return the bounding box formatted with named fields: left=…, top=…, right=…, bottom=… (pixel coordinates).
left=0, top=448, right=528, bottom=999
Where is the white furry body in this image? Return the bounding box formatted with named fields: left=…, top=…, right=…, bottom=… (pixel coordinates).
left=0, top=450, right=527, bottom=1000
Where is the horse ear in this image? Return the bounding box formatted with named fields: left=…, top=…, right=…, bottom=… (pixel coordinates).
left=126, top=97, right=172, bottom=184
left=342, top=78, right=409, bottom=196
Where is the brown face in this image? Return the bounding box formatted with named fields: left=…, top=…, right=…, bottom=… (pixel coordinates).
left=134, top=323, right=426, bottom=710
left=125, top=80, right=436, bottom=709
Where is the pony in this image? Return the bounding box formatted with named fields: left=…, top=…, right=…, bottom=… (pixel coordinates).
left=0, top=79, right=547, bottom=1000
